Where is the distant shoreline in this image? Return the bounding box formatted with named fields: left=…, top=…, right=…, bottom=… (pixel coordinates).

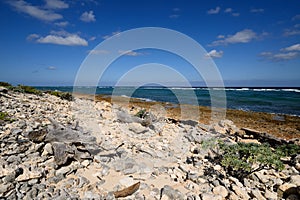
left=71, top=93, right=300, bottom=141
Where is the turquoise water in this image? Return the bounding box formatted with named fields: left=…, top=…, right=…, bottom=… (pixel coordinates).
left=36, top=86, right=300, bottom=116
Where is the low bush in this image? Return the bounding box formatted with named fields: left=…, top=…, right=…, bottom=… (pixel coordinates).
left=47, top=90, right=73, bottom=101
left=0, top=112, right=15, bottom=122
left=0, top=82, right=12, bottom=87
left=17, top=85, right=42, bottom=95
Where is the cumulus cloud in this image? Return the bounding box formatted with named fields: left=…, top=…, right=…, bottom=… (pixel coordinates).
left=292, top=14, right=300, bottom=21
left=46, top=66, right=57, bottom=70
left=102, top=31, right=121, bottom=40
left=54, top=21, right=69, bottom=27
left=205, top=50, right=224, bottom=58
left=281, top=43, right=300, bottom=52
left=8, top=0, right=62, bottom=21
left=118, top=50, right=143, bottom=56
left=224, top=8, right=239, bottom=16
left=260, top=44, right=300, bottom=61
left=210, top=29, right=257, bottom=46
left=224, top=8, right=232, bottom=13
left=283, top=29, right=300, bottom=36
left=250, top=8, right=264, bottom=13
left=26, top=33, right=40, bottom=41
left=89, top=49, right=110, bottom=55
left=80, top=11, right=96, bottom=22
left=207, top=6, right=221, bottom=14
left=232, top=13, right=240, bottom=17
left=45, top=0, right=68, bottom=9
left=28, top=32, right=88, bottom=46
left=37, top=35, right=88, bottom=46
left=169, top=14, right=179, bottom=19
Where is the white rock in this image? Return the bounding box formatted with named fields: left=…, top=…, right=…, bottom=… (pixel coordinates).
left=213, top=185, right=228, bottom=198
left=119, top=176, right=135, bottom=187
left=81, top=160, right=90, bottom=167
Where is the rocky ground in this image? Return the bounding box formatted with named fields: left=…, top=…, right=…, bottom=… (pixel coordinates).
left=0, top=86, right=300, bottom=199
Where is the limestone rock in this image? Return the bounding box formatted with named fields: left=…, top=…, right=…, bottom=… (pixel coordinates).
left=278, top=183, right=298, bottom=199
left=231, top=184, right=250, bottom=199
left=213, top=185, right=228, bottom=198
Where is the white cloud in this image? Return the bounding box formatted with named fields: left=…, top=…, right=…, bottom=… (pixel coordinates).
left=294, top=24, right=300, bottom=28
left=292, top=14, right=300, bottom=21
left=259, top=51, right=273, bottom=57
left=260, top=51, right=299, bottom=61
left=224, top=8, right=232, bottom=13
left=8, top=0, right=62, bottom=21
left=217, top=35, right=225, bottom=39
left=211, top=29, right=257, bottom=46
left=118, top=50, right=143, bottom=56
left=89, top=49, right=110, bottom=55
left=169, top=14, right=179, bottom=19
left=250, top=8, right=264, bottom=13
left=260, top=43, right=300, bottom=61
left=37, top=35, right=88, bottom=46
left=281, top=43, right=300, bottom=52
left=205, top=50, right=223, bottom=58
left=26, top=33, right=40, bottom=41
left=272, top=52, right=298, bottom=60
left=89, top=36, right=96, bottom=41
left=102, top=31, right=121, bottom=39
left=173, top=8, right=180, bottom=12
left=207, top=6, right=221, bottom=14
left=80, top=11, right=96, bottom=22
left=54, top=21, right=69, bottom=27
left=283, top=29, right=300, bottom=36
left=45, top=0, right=68, bottom=9
left=28, top=32, right=88, bottom=46
left=232, top=13, right=240, bottom=17
left=46, top=66, right=57, bottom=70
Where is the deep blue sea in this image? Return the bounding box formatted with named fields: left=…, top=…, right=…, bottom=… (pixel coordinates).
left=35, top=86, right=300, bottom=116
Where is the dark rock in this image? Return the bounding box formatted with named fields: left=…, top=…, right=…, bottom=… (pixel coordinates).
left=52, top=142, right=75, bottom=166
left=25, top=129, right=47, bottom=142
left=161, top=185, right=184, bottom=200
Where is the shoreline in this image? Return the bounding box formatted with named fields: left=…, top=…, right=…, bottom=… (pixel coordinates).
left=85, top=94, right=300, bottom=140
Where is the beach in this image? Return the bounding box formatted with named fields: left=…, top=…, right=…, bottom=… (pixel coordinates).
left=95, top=94, right=300, bottom=140
left=1, top=86, right=299, bottom=199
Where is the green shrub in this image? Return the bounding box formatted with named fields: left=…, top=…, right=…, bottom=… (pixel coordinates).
left=276, top=144, right=300, bottom=158
left=0, top=82, right=12, bottom=87
left=17, top=85, right=41, bottom=95
left=0, top=112, right=15, bottom=122
left=47, top=90, right=73, bottom=101
left=219, top=142, right=284, bottom=178
left=135, top=109, right=147, bottom=118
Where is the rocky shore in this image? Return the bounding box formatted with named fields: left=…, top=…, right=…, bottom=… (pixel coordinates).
left=0, top=86, right=300, bottom=199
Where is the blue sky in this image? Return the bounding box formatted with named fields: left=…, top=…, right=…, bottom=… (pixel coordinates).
left=0, top=0, right=300, bottom=87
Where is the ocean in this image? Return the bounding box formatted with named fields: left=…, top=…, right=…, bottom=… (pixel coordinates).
left=35, top=86, right=300, bottom=116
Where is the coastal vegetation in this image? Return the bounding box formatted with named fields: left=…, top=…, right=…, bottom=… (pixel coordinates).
left=0, top=81, right=73, bottom=101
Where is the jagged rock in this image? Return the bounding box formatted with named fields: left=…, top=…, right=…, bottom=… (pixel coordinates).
left=290, top=175, right=300, bottom=186
left=15, top=166, right=42, bottom=182
left=0, top=86, right=8, bottom=93
left=278, top=183, right=299, bottom=199
left=42, top=143, right=53, bottom=156
left=231, top=184, right=250, bottom=199
left=128, top=122, right=148, bottom=134
left=201, top=193, right=222, bottom=200
left=251, top=189, right=266, bottom=200
left=52, top=142, right=75, bottom=166
left=293, top=155, right=300, bottom=171
left=25, top=129, right=47, bottom=142
left=161, top=185, right=184, bottom=200
left=213, top=185, right=228, bottom=198
left=0, top=183, right=14, bottom=194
